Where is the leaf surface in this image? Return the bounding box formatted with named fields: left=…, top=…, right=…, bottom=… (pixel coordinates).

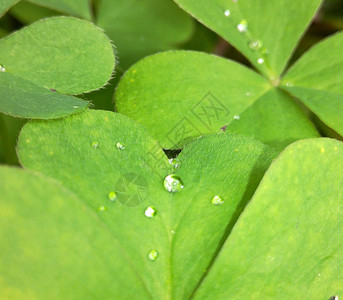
left=0, top=0, right=19, bottom=17
left=227, top=88, right=320, bottom=151
left=0, top=16, right=114, bottom=118
left=194, top=138, right=343, bottom=299
left=0, top=166, right=150, bottom=299
left=282, top=31, right=343, bottom=136
left=27, top=0, right=91, bottom=19
left=174, top=0, right=322, bottom=78
left=115, top=51, right=270, bottom=149
left=0, top=16, right=115, bottom=94
left=16, top=109, right=275, bottom=299
left=283, top=86, right=343, bottom=137
left=0, top=72, right=88, bottom=119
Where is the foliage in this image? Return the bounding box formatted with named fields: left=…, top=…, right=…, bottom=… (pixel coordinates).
left=0, top=0, right=343, bottom=299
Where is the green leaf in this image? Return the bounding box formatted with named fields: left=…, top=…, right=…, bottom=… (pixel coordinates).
left=227, top=88, right=320, bottom=152
left=0, top=16, right=115, bottom=95
left=0, top=72, right=88, bottom=119
left=27, top=0, right=91, bottom=20
left=16, top=109, right=275, bottom=299
left=281, top=31, right=343, bottom=136
left=9, top=1, right=59, bottom=24
left=96, top=0, right=194, bottom=68
left=0, top=166, right=151, bottom=299
left=283, top=31, right=343, bottom=94
left=283, top=86, right=343, bottom=137
left=174, top=0, right=322, bottom=79
left=194, top=138, right=343, bottom=299
left=115, top=51, right=270, bottom=149
left=0, top=0, right=19, bottom=18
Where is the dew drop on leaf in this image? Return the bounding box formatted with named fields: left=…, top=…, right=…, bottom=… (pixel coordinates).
left=224, top=10, right=231, bottom=17
left=73, top=105, right=79, bottom=109
left=257, top=58, right=265, bottom=64
left=248, top=40, right=263, bottom=50
left=169, top=158, right=180, bottom=170
left=116, top=142, right=125, bottom=150
left=145, top=206, right=156, bottom=218
left=212, top=195, right=224, bottom=205
left=163, top=174, right=184, bottom=192
left=148, top=250, right=159, bottom=261
left=108, top=191, right=117, bottom=201
left=0, top=64, right=6, bottom=72
left=237, top=19, right=248, bottom=32
left=91, top=141, right=99, bottom=149
left=233, top=115, right=240, bottom=120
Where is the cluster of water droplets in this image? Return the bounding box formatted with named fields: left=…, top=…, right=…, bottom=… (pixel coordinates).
left=90, top=140, right=225, bottom=262
left=223, top=6, right=267, bottom=66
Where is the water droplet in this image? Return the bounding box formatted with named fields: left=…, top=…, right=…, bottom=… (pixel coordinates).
left=116, top=142, right=125, bottom=150
left=233, top=115, right=240, bottom=120
left=148, top=249, right=159, bottom=261
left=212, top=195, right=224, bottom=205
left=257, top=58, right=265, bottom=64
left=285, top=82, right=293, bottom=87
left=237, top=20, right=248, bottom=32
left=73, top=105, right=79, bottom=109
left=171, top=230, right=175, bottom=234
left=91, top=141, right=99, bottom=149
left=98, top=205, right=107, bottom=211
left=0, top=64, right=6, bottom=72
left=249, top=40, right=263, bottom=50
left=224, top=10, right=231, bottom=17
left=108, top=191, right=117, bottom=201
left=163, top=174, right=184, bottom=192
left=169, top=158, right=179, bottom=170
left=145, top=206, right=156, bottom=218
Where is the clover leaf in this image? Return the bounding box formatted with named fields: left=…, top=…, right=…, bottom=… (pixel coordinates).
left=115, top=0, right=341, bottom=151
left=0, top=16, right=115, bottom=119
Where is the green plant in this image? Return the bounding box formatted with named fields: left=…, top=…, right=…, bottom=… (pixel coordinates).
left=115, top=0, right=343, bottom=152
left=1, top=0, right=343, bottom=299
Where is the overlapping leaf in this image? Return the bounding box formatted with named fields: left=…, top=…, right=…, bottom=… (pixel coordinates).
left=195, top=138, right=343, bottom=299
left=13, top=109, right=275, bottom=299
left=174, top=0, right=322, bottom=78
left=115, top=51, right=270, bottom=149
left=0, top=0, right=19, bottom=18
left=27, top=0, right=91, bottom=20
left=0, top=166, right=150, bottom=299
left=282, top=31, right=343, bottom=137
left=115, top=51, right=319, bottom=149
left=0, top=17, right=115, bottom=118
left=226, top=88, right=319, bottom=151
